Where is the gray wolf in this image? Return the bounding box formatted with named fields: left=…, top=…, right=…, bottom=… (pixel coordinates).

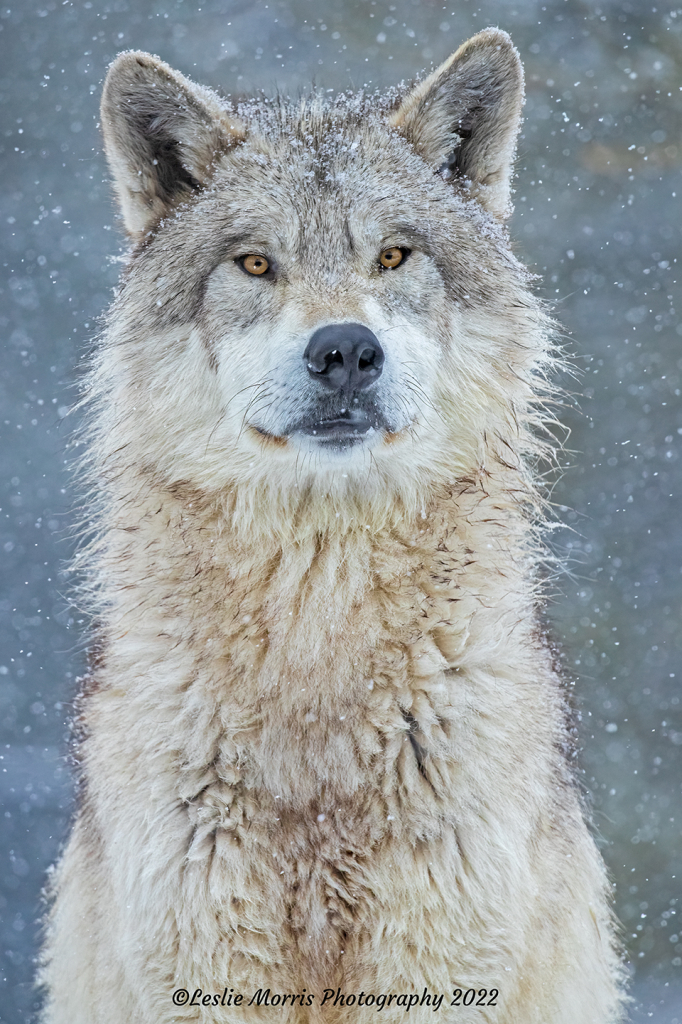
left=39, top=29, right=626, bottom=1023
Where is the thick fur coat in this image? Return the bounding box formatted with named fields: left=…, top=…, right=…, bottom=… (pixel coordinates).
left=40, top=30, right=626, bottom=1023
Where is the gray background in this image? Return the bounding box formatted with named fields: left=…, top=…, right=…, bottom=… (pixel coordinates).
left=1, top=0, right=681, bottom=1020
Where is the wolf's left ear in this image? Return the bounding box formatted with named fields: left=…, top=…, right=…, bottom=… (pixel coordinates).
left=101, top=51, right=245, bottom=237
left=390, top=28, right=524, bottom=219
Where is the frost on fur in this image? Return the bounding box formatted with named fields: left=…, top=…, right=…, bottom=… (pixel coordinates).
left=40, top=31, right=627, bottom=1024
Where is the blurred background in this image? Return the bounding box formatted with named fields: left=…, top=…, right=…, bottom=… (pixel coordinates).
left=0, top=0, right=680, bottom=1020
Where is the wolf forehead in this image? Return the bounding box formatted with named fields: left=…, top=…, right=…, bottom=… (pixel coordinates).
left=193, top=112, right=468, bottom=251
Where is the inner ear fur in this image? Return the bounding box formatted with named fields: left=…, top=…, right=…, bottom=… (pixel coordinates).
left=390, top=28, right=524, bottom=220
left=101, top=51, right=245, bottom=237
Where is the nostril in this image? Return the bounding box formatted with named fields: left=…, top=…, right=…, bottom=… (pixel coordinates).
left=307, top=349, right=344, bottom=374
left=358, top=347, right=380, bottom=371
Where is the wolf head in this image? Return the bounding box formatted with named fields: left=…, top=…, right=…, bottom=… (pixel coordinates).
left=95, top=31, right=551, bottom=521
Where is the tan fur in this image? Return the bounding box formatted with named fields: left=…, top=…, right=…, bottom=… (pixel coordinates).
left=39, top=31, right=627, bottom=1024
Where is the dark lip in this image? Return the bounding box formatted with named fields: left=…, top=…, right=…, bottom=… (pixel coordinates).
left=292, top=405, right=387, bottom=438
left=251, top=408, right=393, bottom=448
left=300, top=415, right=376, bottom=438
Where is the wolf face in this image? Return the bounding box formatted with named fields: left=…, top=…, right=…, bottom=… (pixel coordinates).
left=97, top=31, right=549, bottom=509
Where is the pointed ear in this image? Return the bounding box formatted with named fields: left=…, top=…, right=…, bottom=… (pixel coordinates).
left=390, top=29, right=524, bottom=219
left=100, top=51, right=245, bottom=237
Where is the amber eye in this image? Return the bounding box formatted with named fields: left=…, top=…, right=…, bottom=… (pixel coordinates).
left=241, top=254, right=270, bottom=276
left=379, top=247, right=407, bottom=269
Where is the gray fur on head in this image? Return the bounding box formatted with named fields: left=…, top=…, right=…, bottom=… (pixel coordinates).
left=102, top=30, right=523, bottom=237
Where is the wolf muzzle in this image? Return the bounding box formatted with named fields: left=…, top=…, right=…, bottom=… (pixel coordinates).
left=296, top=323, right=387, bottom=445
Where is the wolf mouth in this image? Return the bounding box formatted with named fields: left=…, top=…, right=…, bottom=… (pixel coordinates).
left=293, top=403, right=395, bottom=447
left=301, top=421, right=375, bottom=450
left=250, top=408, right=394, bottom=450
left=300, top=411, right=379, bottom=439
left=251, top=399, right=395, bottom=447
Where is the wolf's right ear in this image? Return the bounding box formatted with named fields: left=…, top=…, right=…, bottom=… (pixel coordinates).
left=101, top=51, right=245, bottom=237
left=390, top=29, right=524, bottom=219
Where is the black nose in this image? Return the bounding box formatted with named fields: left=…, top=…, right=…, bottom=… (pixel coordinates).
left=303, top=323, right=384, bottom=393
